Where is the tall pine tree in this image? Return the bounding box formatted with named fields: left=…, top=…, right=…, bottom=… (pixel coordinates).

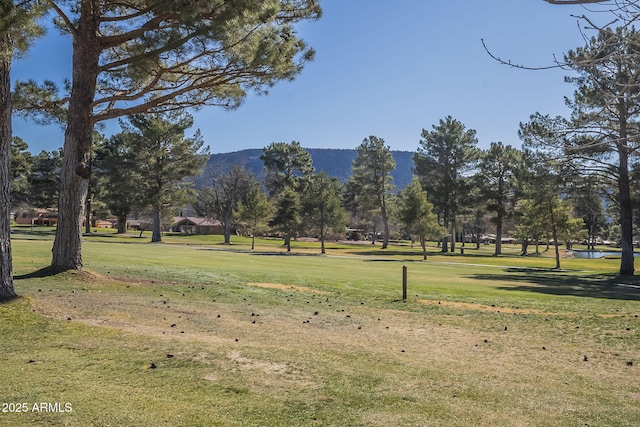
left=414, top=116, right=480, bottom=253
left=521, top=26, right=640, bottom=275
left=475, top=142, right=522, bottom=255
left=397, top=177, right=445, bottom=260
left=0, top=0, right=43, bottom=298
left=302, top=171, right=346, bottom=254
left=14, top=0, right=321, bottom=270
left=114, top=112, right=209, bottom=242
left=348, top=136, right=395, bottom=249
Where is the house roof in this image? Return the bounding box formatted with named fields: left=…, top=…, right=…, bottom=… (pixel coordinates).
left=172, top=216, right=222, bottom=227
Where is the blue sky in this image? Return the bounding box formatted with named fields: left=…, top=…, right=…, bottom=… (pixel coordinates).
left=11, top=0, right=601, bottom=154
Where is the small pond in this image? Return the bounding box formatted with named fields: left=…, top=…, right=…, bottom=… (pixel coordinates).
left=571, top=250, right=639, bottom=259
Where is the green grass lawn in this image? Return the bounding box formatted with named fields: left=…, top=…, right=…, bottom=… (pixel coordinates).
left=2, top=229, right=639, bottom=426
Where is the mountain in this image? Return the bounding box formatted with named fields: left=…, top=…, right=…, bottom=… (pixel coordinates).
left=201, top=148, right=415, bottom=190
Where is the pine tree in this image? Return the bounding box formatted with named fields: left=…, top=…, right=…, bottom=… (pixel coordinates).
left=348, top=136, right=395, bottom=249
left=94, top=134, right=145, bottom=233
left=10, top=136, right=33, bottom=207
left=114, top=112, right=209, bottom=242
left=261, top=141, right=314, bottom=196
left=476, top=142, right=522, bottom=255
left=270, top=187, right=301, bottom=252
left=520, top=26, right=640, bottom=275
left=414, top=116, right=480, bottom=253
left=27, top=149, right=62, bottom=209
left=302, top=172, right=346, bottom=254
left=236, top=185, right=273, bottom=250
left=13, top=0, right=321, bottom=270
left=0, top=0, right=44, bottom=299
left=397, top=177, right=445, bottom=260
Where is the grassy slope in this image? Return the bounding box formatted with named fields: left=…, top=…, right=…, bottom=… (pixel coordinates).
left=1, top=229, right=639, bottom=426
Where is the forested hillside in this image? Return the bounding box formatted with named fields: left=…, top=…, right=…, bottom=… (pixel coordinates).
left=201, top=148, right=415, bottom=190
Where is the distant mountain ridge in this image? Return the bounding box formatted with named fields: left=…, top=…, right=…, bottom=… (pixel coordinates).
left=202, top=148, right=415, bottom=190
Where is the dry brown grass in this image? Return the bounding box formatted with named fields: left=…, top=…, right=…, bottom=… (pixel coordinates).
left=6, top=236, right=640, bottom=426
left=28, top=274, right=640, bottom=426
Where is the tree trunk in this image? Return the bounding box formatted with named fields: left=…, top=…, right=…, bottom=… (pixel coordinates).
left=320, top=223, right=326, bottom=254
left=223, top=220, right=231, bottom=244
left=0, top=34, right=16, bottom=300
left=117, top=214, right=127, bottom=234
left=550, top=203, right=561, bottom=270
left=51, top=9, right=100, bottom=270
left=618, top=146, right=635, bottom=275
left=151, top=206, right=162, bottom=242
left=495, top=211, right=503, bottom=256
left=84, top=187, right=91, bottom=234
left=554, top=239, right=561, bottom=270
left=370, top=223, right=377, bottom=245
left=52, top=156, right=88, bottom=269
left=420, top=236, right=427, bottom=260
left=441, top=218, right=449, bottom=252
left=250, top=217, right=257, bottom=250
left=449, top=219, right=456, bottom=253
left=381, top=198, right=390, bottom=249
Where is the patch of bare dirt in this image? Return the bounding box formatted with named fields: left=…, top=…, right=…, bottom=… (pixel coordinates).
left=417, top=299, right=633, bottom=318
left=417, top=299, right=549, bottom=315
left=246, top=282, right=329, bottom=294
left=228, top=350, right=288, bottom=375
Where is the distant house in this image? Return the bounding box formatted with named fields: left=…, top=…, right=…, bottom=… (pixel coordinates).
left=481, top=234, right=517, bottom=245
left=15, top=210, right=121, bottom=229
left=126, top=219, right=142, bottom=231
left=170, top=217, right=223, bottom=235
left=124, top=216, right=223, bottom=234
left=14, top=210, right=58, bottom=226
left=93, top=219, right=114, bottom=229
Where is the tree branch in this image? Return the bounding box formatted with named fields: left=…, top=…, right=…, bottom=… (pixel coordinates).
left=45, top=0, right=76, bottom=36
left=481, top=38, right=566, bottom=70
left=545, top=0, right=606, bottom=4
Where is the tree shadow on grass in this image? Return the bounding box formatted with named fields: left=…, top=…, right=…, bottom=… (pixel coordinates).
left=14, top=267, right=62, bottom=280
left=347, top=249, right=445, bottom=258
left=10, top=228, right=56, bottom=237
left=0, top=294, right=25, bottom=304
left=196, top=247, right=323, bottom=256
left=345, top=249, right=515, bottom=259
left=250, top=252, right=322, bottom=257
left=471, top=270, right=640, bottom=301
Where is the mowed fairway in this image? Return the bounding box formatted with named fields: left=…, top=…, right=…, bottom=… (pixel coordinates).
left=2, top=230, right=640, bottom=426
